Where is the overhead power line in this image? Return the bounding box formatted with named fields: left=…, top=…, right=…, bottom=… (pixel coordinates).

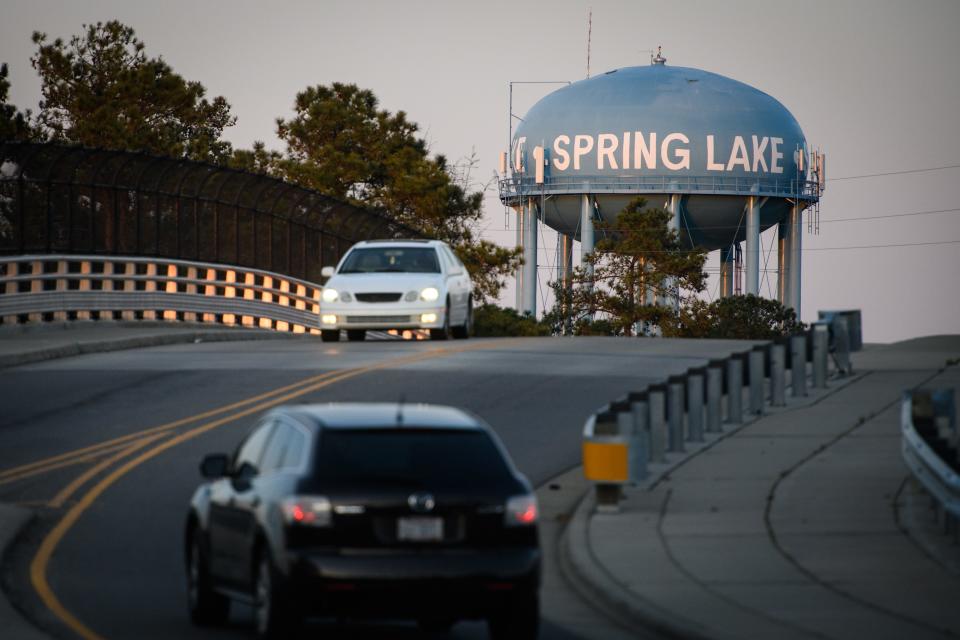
left=830, top=164, right=960, bottom=181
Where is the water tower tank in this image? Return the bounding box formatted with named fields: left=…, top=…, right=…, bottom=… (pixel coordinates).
left=499, top=57, right=823, bottom=317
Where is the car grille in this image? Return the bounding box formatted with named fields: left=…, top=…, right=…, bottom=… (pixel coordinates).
left=355, top=292, right=403, bottom=303
left=345, top=315, right=412, bottom=324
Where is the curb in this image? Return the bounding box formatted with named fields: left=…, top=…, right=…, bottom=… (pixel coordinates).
left=0, top=327, right=306, bottom=370
left=0, top=505, right=50, bottom=640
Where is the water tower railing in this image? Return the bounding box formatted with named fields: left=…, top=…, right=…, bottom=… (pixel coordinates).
left=498, top=175, right=821, bottom=202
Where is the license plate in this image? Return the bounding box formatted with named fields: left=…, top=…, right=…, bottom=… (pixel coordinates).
left=397, top=517, right=443, bottom=542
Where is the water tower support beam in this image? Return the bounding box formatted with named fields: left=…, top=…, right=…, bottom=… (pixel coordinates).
left=514, top=206, right=524, bottom=310
left=666, top=194, right=681, bottom=312
left=745, top=195, right=760, bottom=296
left=522, top=198, right=538, bottom=316
left=720, top=246, right=734, bottom=297
left=777, top=219, right=789, bottom=303
left=580, top=194, right=594, bottom=283
left=560, top=232, right=574, bottom=333
left=788, top=202, right=803, bottom=318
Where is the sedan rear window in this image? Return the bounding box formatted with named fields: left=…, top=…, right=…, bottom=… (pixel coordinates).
left=338, top=247, right=440, bottom=274
left=314, top=429, right=514, bottom=488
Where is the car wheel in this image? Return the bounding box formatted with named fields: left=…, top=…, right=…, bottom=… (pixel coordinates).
left=346, top=329, right=366, bottom=342
left=320, top=329, right=340, bottom=342
left=186, top=528, right=229, bottom=626
left=430, top=299, right=451, bottom=341
left=487, top=592, right=539, bottom=640
left=452, top=300, right=472, bottom=340
left=253, top=547, right=295, bottom=639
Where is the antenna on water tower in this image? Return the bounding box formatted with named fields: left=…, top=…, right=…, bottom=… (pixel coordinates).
left=586, top=8, right=592, bottom=79
left=652, top=46, right=667, bottom=65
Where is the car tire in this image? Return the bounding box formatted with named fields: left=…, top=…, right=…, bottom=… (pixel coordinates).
left=430, top=299, right=452, bottom=341
left=418, top=616, right=456, bottom=633
left=253, top=547, right=295, bottom=639
left=186, top=528, right=229, bottom=626
left=452, top=300, right=472, bottom=339
left=320, top=329, right=340, bottom=342
left=346, top=329, right=366, bottom=342
left=487, top=592, right=539, bottom=640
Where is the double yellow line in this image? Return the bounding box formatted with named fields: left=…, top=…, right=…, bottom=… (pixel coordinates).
left=21, top=340, right=495, bottom=640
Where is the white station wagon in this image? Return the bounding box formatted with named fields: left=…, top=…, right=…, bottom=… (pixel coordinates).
left=319, top=240, right=474, bottom=342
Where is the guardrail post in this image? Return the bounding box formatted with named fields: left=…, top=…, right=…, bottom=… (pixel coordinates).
left=726, top=357, right=743, bottom=424
left=812, top=323, right=829, bottom=388
left=29, top=261, right=43, bottom=323
left=616, top=403, right=647, bottom=483
left=648, top=388, right=667, bottom=463
left=748, top=348, right=765, bottom=415
left=629, top=392, right=650, bottom=464
left=99, top=261, right=114, bottom=321
left=791, top=335, right=807, bottom=397
left=667, top=378, right=686, bottom=453
left=771, top=343, right=786, bottom=406
left=122, top=262, right=136, bottom=321
left=706, top=363, right=723, bottom=433
left=687, top=371, right=705, bottom=442
left=77, top=261, right=92, bottom=320
left=53, top=260, right=68, bottom=321
left=3, top=261, right=19, bottom=324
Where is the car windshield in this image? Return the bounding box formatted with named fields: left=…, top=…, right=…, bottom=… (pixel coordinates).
left=313, top=429, right=514, bottom=489
left=338, top=247, right=440, bottom=274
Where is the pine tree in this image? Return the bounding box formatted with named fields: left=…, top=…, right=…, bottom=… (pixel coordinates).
left=30, top=21, right=235, bottom=162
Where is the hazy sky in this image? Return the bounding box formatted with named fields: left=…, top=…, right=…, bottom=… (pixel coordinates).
left=3, top=0, right=958, bottom=342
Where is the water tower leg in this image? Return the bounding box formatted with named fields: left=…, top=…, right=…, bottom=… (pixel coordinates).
left=522, top=198, right=538, bottom=316
left=720, top=247, right=734, bottom=297
left=666, top=194, right=680, bottom=312
left=515, top=206, right=524, bottom=310
left=745, top=196, right=760, bottom=296
left=777, top=219, right=789, bottom=304
left=788, top=203, right=803, bottom=318
left=560, top=233, right=574, bottom=334
left=580, top=194, right=594, bottom=280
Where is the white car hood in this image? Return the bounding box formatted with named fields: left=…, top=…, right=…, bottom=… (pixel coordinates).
left=326, top=272, right=443, bottom=294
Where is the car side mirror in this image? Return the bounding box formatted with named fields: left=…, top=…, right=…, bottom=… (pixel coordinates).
left=200, top=453, right=229, bottom=479
left=321, top=266, right=335, bottom=278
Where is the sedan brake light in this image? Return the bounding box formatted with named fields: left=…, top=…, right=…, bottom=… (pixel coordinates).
left=504, top=494, right=538, bottom=526
left=280, top=496, right=332, bottom=528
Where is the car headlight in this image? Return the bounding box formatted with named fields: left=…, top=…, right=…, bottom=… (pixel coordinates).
left=321, top=288, right=339, bottom=303
left=420, top=287, right=440, bottom=302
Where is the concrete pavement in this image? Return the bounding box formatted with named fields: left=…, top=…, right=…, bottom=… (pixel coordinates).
left=565, top=336, right=960, bottom=639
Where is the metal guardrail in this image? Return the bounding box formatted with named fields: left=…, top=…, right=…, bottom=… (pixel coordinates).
left=901, top=389, right=960, bottom=526
left=499, top=174, right=822, bottom=203
left=0, top=254, right=321, bottom=334
left=583, top=318, right=848, bottom=511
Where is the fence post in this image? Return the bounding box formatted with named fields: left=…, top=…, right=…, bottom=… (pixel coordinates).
left=648, top=387, right=667, bottom=463
left=726, top=357, right=743, bottom=424
left=629, top=392, right=650, bottom=464
left=771, top=343, right=786, bottom=407
left=749, top=348, right=765, bottom=415
left=706, top=363, right=723, bottom=433
left=812, top=323, right=829, bottom=388
left=687, top=371, right=705, bottom=442
left=667, top=378, right=686, bottom=453
left=791, top=335, right=808, bottom=398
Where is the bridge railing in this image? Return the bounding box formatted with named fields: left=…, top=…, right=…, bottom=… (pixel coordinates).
left=901, top=388, right=960, bottom=532
left=0, top=254, right=321, bottom=334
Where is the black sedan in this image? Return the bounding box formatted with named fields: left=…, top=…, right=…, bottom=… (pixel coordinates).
left=184, top=403, right=541, bottom=639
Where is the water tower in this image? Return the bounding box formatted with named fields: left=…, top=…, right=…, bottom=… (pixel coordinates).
left=498, top=51, right=824, bottom=320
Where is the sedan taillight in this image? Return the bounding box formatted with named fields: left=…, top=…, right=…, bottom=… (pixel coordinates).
left=504, top=494, right=538, bottom=527
left=280, top=496, right=332, bottom=528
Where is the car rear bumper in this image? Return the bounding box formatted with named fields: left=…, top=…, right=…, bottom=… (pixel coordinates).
left=284, top=547, right=540, bottom=617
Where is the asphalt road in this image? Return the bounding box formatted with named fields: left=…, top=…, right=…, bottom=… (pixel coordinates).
left=0, top=335, right=757, bottom=640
